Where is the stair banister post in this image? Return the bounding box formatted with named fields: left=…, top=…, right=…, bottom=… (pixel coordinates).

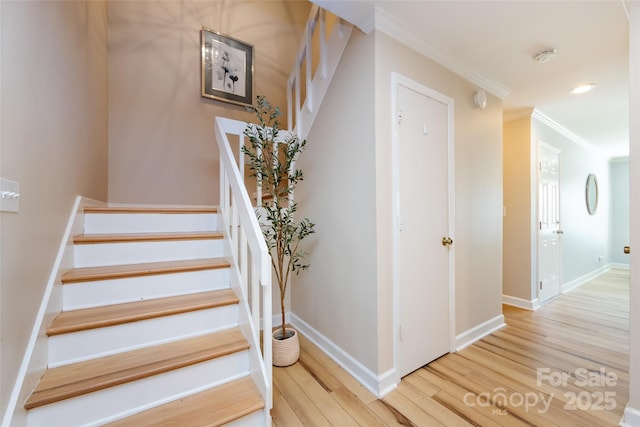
left=260, top=249, right=272, bottom=409
left=256, top=143, right=263, bottom=207
left=240, top=227, right=248, bottom=298
left=295, top=58, right=302, bottom=137
left=320, top=8, right=327, bottom=79
left=231, top=195, right=238, bottom=258
left=305, top=16, right=313, bottom=113
left=287, top=77, right=294, bottom=133
left=216, top=117, right=273, bottom=419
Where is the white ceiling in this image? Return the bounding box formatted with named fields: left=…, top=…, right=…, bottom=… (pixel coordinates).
left=315, top=0, right=630, bottom=158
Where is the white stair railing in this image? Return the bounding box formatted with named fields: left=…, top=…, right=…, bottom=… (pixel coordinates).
left=215, top=117, right=272, bottom=422
left=288, top=4, right=353, bottom=141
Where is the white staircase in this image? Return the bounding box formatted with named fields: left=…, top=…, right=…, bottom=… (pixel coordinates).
left=287, top=4, right=354, bottom=141
left=23, top=206, right=267, bottom=426
left=7, top=5, right=356, bottom=425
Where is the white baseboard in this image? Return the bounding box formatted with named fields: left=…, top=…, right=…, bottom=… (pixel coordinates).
left=455, top=314, right=506, bottom=351
left=289, top=313, right=396, bottom=398
left=621, top=404, right=640, bottom=427
left=503, top=264, right=630, bottom=314
left=562, top=264, right=616, bottom=294
left=290, top=312, right=508, bottom=396
left=610, top=262, right=630, bottom=271
left=502, top=295, right=540, bottom=311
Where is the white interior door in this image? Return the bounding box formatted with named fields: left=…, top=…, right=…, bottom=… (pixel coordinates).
left=538, top=142, right=562, bottom=304
left=396, top=82, right=451, bottom=378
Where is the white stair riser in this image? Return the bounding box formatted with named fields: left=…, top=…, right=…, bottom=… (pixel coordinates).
left=225, top=409, right=265, bottom=427
left=48, top=305, right=239, bottom=367
left=63, top=268, right=230, bottom=310
left=83, top=213, right=219, bottom=234
left=73, top=240, right=224, bottom=267
left=27, top=353, right=250, bottom=427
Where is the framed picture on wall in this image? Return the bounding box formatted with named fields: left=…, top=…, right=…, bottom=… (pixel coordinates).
left=201, top=27, right=254, bottom=107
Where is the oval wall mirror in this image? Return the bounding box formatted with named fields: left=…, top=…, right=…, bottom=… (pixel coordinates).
left=586, top=173, right=598, bottom=215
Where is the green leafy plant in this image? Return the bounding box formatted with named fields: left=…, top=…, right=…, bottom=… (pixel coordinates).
left=242, top=96, right=315, bottom=340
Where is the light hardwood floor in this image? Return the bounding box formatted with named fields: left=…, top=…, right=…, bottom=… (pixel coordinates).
left=272, top=268, right=629, bottom=426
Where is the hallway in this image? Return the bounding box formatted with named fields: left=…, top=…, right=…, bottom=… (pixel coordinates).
left=272, top=269, right=629, bottom=426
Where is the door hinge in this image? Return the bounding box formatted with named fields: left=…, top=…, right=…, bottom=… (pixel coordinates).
left=399, top=325, right=404, bottom=341
left=397, top=110, right=403, bottom=124
left=540, top=281, right=543, bottom=290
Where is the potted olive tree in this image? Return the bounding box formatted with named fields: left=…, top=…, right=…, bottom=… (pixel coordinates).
left=242, top=96, right=315, bottom=367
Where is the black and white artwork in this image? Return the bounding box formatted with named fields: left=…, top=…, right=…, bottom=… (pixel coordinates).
left=201, top=28, right=254, bottom=107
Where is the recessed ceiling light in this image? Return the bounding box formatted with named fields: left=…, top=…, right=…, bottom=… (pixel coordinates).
left=533, top=48, right=557, bottom=63
left=570, top=83, right=597, bottom=94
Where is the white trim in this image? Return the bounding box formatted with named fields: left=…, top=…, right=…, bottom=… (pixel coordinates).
left=529, top=135, right=540, bottom=313
left=289, top=313, right=396, bottom=398
left=505, top=264, right=627, bottom=312
left=1, top=196, right=86, bottom=427
left=610, top=262, right=631, bottom=270
left=532, top=110, right=603, bottom=156
left=622, top=404, right=640, bottom=427
left=455, top=314, right=506, bottom=351
left=628, top=2, right=640, bottom=420
left=503, top=107, right=535, bottom=123
left=502, top=295, right=540, bottom=311
left=376, top=9, right=510, bottom=99
left=561, top=264, right=615, bottom=294
left=537, top=140, right=563, bottom=304
left=390, top=72, right=456, bottom=385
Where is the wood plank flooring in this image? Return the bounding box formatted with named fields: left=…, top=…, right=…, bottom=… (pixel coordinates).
left=273, top=268, right=629, bottom=426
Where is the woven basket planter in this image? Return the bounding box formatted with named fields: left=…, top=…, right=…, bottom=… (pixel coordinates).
left=272, top=328, right=300, bottom=367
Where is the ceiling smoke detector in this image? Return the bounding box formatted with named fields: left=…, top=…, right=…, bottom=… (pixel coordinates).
left=533, top=48, right=557, bottom=63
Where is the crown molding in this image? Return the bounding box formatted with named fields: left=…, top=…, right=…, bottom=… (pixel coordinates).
left=531, top=109, right=603, bottom=155
left=503, top=107, right=535, bottom=123
left=374, top=7, right=511, bottom=99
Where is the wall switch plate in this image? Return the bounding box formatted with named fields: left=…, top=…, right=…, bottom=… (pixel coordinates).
left=0, top=178, right=20, bottom=213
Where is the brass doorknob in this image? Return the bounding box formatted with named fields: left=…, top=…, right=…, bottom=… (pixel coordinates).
left=624, top=246, right=630, bottom=254
left=442, top=237, right=453, bottom=246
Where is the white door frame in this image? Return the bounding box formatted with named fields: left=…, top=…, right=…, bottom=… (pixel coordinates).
left=624, top=2, right=640, bottom=424
left=390, top=72, right=456, bottom=384
left=536, top=141, right=562, bottom=304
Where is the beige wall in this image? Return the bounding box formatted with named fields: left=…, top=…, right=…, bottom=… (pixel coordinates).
left=0, top=0, right=109, bottom=416
left=293, top=30, right=379, bottom=372
left=293, top=28, right=504, bottom=380
left=107, top=0, right=311, bottom=205
left=503, top=117, right=534, bottom=300
left=374, top=33, right=504, bottom=373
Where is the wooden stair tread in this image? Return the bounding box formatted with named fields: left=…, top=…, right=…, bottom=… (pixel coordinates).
left=24, top=328, right=249, bottom=410
left=84, top=206, right=218, bottom=214
left=47, top=289, right=239, bottom=336
left=61, top=257, right=231, bottom=284
left=104, top=376, right=264, bottom=427
left=74, top=231, right=224, bottom=244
